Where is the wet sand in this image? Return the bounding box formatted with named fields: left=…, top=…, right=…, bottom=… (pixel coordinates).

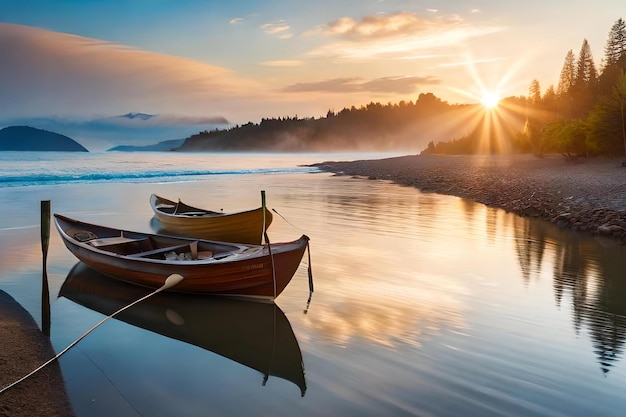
left=0, top=290, right=74, bottom=417
left=312, top=154, right=626, bottom=244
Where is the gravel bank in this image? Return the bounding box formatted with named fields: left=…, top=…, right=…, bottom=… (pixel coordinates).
left=312, top=154, right=626, bottom=244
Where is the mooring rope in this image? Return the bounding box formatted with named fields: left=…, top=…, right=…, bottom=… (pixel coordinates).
left=0, top=274, right=184, bottom=395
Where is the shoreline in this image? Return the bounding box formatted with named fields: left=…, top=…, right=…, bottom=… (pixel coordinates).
left=312, top=154, right=626, bottom=244
left=0, top=290, right=75, bottom=417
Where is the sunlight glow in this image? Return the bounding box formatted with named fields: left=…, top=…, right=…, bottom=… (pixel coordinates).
left=441, top=52, right=529, bottom=155
left=481, top=92, right=501, bottom=109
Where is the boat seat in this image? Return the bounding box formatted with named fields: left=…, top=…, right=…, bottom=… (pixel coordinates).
left=179, top=211, right=209, bottom=216
left=127, top=244, right=188, bottom=258
left=68, top=229, right=98, bottom=242
left=89, top=236, right=147, bottom=247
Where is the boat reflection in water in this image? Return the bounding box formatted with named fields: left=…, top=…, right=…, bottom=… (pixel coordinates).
left=59, top=262, right=307, bottom=396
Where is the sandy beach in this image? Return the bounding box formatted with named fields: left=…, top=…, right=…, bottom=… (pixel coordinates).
left=313, top=153, right=626, bottom=244
left=0, top=291, right=74, bottom=417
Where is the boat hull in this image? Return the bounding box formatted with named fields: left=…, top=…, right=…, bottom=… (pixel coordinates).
left=55, top=214, right=308, bottom=299
left=151, top=194, right=273, bottom=244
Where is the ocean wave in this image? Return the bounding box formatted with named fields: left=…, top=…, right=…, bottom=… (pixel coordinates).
left=0, top=166, right=319, bottom=188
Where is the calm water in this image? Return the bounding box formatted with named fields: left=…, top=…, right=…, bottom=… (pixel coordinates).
left=1, top=152, right=625, bottom=417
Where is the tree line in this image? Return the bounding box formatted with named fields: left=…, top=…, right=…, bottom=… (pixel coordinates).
left=177, top=93, right=484, bottom=152
left=528, top=18, right=626, bottom=159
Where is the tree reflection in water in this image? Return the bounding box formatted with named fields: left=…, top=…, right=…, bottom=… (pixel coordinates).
left=512, top=215, right=626, bottom=374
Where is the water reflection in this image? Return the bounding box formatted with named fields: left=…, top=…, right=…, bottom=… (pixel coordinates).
left=58, top=262, right=307, bottom=396
left=511, top=216, right=626, bottom=374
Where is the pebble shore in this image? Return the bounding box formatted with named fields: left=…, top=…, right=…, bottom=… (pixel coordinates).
left=312, top=154, right=626, bottom=244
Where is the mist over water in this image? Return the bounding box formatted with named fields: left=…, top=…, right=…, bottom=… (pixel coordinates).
left=1, top=152, right=625, bottom=416
left=0, top=151, right=325, bottom=187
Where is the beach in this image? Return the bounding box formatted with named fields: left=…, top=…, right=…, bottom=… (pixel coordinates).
left=0, top=291, right=74, bottom=417
left=313, top=154, right=626, bottom=244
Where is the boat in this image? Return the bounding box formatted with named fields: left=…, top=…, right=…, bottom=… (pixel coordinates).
left=59, top=262, right=307, bottom=396
left=150, top=194, right=273, bottom=244
left=54, top=213, right=309, bottom=299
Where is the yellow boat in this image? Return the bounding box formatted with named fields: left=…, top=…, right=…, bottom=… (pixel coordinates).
left=150, top=194, right=273, bottom=244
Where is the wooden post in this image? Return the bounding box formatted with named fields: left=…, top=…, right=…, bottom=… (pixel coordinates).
left=41, top=200, right=51, bottom=336
left=261, top=191, right=276, bottom=298
left=261, top=190, right=267, bottom=243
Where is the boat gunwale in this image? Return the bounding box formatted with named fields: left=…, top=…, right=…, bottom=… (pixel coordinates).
left=151, top=194, right=269, bottom=219
left=54, top=213, right=308, bottom=267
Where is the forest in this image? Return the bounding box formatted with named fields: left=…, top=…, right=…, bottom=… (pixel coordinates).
left=177, top=93, right=503, bottom=153
left=178, top=18, right=626, bottom=158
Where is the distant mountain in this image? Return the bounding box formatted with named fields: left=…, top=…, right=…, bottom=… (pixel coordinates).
left=0, top=113, right=230, bottom=151
left=117, top=112, right=156, bottom=121
left=0, top=126, right=88, bottom=151
left=108, top=138, right=186, bottom=152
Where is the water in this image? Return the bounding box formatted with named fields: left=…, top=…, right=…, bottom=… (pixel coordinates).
left=1, top=151, right=625, bottom=416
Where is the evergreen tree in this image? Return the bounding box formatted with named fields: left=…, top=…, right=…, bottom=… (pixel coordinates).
left=542, top=85, right=558, bottom=117
left=557, top=50, right=576, bottom=118
left=603, top=18, right=626, bottom=68
left=557, top=50, right=576, bottom=95
left=529, top=79, right=541, bottom=104
left=586, top=70, right=626, bottom=157
left=575, top=39, right=598, bottom=86
left=569, top=39, right=598, bottom=118
left=610, top=70, right=626, bottom=160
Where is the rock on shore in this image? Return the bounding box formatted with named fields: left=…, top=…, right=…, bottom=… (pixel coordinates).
left=312, top=154, right=626, bottom=244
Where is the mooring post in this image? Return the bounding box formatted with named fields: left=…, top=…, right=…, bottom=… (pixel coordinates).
left=41, top=200, right=51, bottom=336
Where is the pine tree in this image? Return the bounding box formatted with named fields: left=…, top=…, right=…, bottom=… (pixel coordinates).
left=557, top=50, right=576, bottom=95
left=575, top=39, right=598, bottom=86
left=529, top=79, right=541, bottom=104
left=603, top=18, right=626, bottom=68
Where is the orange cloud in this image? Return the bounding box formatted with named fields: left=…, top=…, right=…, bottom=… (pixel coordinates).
left=305, top=12, right=501, bottom=61
left=260, top=60, right=303, bottom=67
left=0, top=23, right=268, bottom=119
left=283, top=76, right=440, bottom=94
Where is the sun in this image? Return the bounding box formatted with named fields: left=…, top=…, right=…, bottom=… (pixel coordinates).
left=480, top=92, right=501, bottom=109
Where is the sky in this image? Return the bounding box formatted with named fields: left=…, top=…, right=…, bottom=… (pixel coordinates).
left=1, top=0, right=624, bottom=127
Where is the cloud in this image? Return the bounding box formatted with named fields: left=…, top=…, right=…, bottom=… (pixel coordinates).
left=437, top=57, right=507, bottom=68
left=261, top=20, right=292, bottom=38
left=283, top=75, right=440, bottom=94
left=304, top=12, right=501, bottom=61
left=362, top=76, right=441, bottom=93
left=0, top=23, right=267, bottom=119
left=259, top=60, right=303, bottom=67
left=150, top=114, right=230, bottom=125
left=229, top=17, right=244, bottom=24
left=104, top=113, right=230, bottom=126
left=307, top=12, right=461, bottom=41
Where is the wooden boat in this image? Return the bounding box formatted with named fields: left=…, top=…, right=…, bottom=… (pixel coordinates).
left=59, top=262, right=307, bottom=396
left=150, top=194, right=273, bottom=244
left=54, top=213, right=309, bottom=299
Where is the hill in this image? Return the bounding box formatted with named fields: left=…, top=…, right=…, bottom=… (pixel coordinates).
left=175, top=94, right=527, bottom=153
left=108, top=138, right=186, bottom=152
left=0, top=126, right=88, bottom=151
